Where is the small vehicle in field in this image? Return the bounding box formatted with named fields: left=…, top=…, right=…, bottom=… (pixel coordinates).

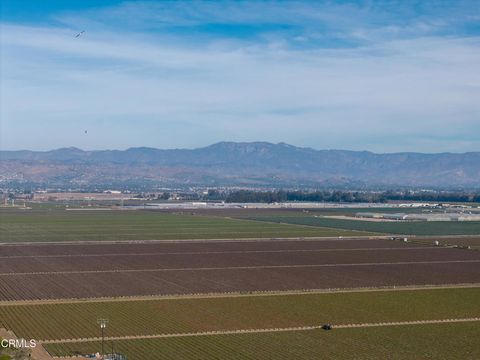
left=321, top=324, right=333, bottom=330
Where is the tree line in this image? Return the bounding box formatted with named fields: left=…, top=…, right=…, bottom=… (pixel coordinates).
left=221, top=190, right=480, bottom=203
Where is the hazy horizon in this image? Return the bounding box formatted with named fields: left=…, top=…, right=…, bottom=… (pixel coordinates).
left=1, top=0, right=479, bottom=152
left=2, top=140, right=480, bottom=155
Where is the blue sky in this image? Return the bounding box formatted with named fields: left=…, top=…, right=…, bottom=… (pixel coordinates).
left=1, top=0, right=479, bottom=152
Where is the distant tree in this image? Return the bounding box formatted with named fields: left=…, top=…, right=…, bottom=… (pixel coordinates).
left=205, top=189, right=225, bottom=200
left=158, top=192, right=170, bottom=200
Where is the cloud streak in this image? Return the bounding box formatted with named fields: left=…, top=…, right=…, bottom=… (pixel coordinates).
left=1, top=1, right=479, bottom=152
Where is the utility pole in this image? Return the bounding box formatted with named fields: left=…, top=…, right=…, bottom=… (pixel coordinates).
left=97, top=319, right=109, bottom=360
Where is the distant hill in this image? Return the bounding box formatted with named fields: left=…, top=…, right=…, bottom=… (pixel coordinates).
left=1, top=142, right=479, bottom=189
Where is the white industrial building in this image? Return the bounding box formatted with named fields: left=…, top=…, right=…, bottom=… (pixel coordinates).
left=356, top=212, right=480, bottom=222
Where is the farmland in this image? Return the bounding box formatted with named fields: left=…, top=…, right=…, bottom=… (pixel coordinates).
left=245, top=215, right=480, bottom=235
left=0, top=237, right=479, bottom=301
left=0, top=238, right=419, bottom=257
left=0, top=261, right=479, bottom=301
left=0, top=288, right=478, bottom=341
left=0, top=206, right=479, bottom=359
left=44, top=322, right=480, bottom=360
left=431, top=236, right=480, bottom=249
left=1, top=245, right=479, bottom=274
left=195, top=206, right=444, bottom=217
left=0, top=209, right=371, bottom=244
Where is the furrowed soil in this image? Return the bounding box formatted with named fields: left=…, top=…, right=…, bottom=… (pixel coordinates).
left=1, top=239, right=479, bottom=300
left=1, top=246, right=478, bottom=274
left=44, top=322, right=480, bottom=360
left=0, top=288, right=478, bottom=341
left=0, top=210, right=370, bottom=243
left=0, top=261, right=479, bottom=301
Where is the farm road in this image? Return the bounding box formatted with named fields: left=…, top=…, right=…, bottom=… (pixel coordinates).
left=0, top=246, right=437, bottom=259
left=40, top=318, right=480, bottom=344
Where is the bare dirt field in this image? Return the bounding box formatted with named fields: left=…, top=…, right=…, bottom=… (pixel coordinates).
left=1, top=234, right=479, bottom=359
left=430, top=236, right=480, bottom=246
left=1, top=238, right=479, bottom=301
left=0, top=261, right=479, bottom=301
left=0, top=238, right=414, bottom=257
left=0, top=246, right=478, bottom=274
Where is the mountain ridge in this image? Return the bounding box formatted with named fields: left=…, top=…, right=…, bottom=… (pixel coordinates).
left=1, top=142, right=479, bottom=189
left=4, top=141, right=478, bottom=155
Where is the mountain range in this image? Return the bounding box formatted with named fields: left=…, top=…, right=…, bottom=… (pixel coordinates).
left=1, top=142, right=479, bottom=189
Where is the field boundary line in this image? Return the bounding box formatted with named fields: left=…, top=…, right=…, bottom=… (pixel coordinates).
left=221, top=215, right=384, bottom=236
left=232, top=216, right=387, bottom=236
left=2, top=234, right=479, bottom=246
left=2, top=259, right=479, bottom=276
left=41, top=318, right=480, bottom=344
left=1, top=283, right=479, bottom=306
left=0, top=235, right=390, bottom=246
left=238, top=216, right=480, bottom=238
left=0, top=246, right=439, bottom=259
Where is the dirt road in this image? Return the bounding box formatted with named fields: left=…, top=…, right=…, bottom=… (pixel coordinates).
left=40, top=317, right=480, bottom=344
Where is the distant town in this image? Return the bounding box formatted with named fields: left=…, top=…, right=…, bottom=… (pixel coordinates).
left=3, top=188, right=480, bottom=224
left=3, top=188, right=480, bottom=204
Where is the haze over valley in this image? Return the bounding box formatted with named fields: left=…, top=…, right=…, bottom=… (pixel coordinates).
left=2, top=142, right=479, bottom=189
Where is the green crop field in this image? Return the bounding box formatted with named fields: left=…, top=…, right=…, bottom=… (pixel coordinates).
left=1, top=288, right=478, bottom=341
left=246, top=215, right=480, bottom=236
left=44, top=322, right=480, bottom=360
left=0, top=209, right=369, bottom=243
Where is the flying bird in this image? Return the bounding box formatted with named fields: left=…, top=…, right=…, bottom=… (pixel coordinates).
left=84, top=130, right=88, bottom=134
left=75, top=30, right=85, bottom=38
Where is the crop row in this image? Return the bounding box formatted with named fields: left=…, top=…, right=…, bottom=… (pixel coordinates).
left=44, top=322, right=480, bottom=360
left=0, top=288, right=479, bottom=341
left=0, top=211, right=366, bottom=243
left=2, top=261, right=480, bottom=301
left=246, top=215, right=480, bottom=236
left=0, top=260, right=479, bottom=301
left=0, top=238, right=413, bottom=257
left=1, top=247, right=477, bottom=274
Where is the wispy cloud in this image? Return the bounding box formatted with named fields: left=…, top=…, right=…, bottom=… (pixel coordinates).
left=1, top=1, right=479, bottom=152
